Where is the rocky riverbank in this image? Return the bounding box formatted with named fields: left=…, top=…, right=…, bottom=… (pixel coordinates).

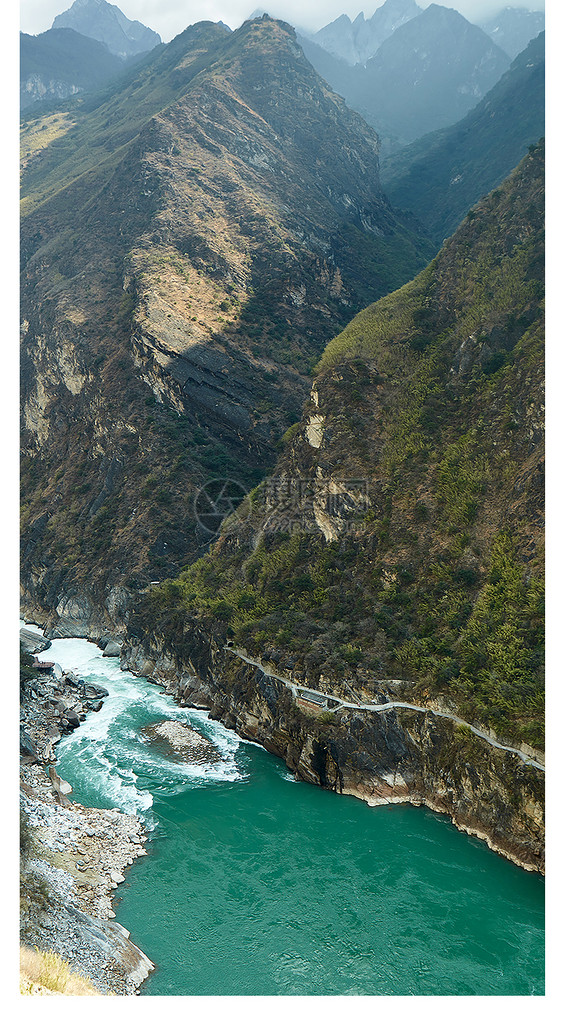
left=20, top=765, right=154, bottom=994
left=19, top=629, right=154, bottom=995
left=20, top=653, right=109, bottom=765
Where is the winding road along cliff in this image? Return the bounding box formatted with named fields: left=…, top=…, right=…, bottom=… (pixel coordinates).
left=228, top=648, right=545, bottom=771
left=122, top=623, right=545, bottom=875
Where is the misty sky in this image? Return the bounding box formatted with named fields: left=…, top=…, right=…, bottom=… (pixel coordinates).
left=20, top=0, right=546, bottom=42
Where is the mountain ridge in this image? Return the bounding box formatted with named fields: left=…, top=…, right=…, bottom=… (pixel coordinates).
left=20, top=17, right=432, bottom=635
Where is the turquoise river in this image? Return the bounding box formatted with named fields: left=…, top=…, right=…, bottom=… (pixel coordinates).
left=36, top=634, right=545, bottom=996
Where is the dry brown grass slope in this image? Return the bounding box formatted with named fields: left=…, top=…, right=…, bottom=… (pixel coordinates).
left=20, top=947, right=102, bottom=995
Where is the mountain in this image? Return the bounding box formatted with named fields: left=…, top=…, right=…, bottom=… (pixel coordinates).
left=52, top=0, right=161, bottom=58
left=20, top=16, right=432, bottom=636
left=298, top=4, right=511, bottom=150
left=132, top=140, right=545, bottom=745
left=381, top=32, right=545, bottom=243
left=360, top=4, right=511, bottom=144
left=20, top=27, right=127, bottom=110
left=311, top=0, right=422, bottom=65
left=479, top=5, right=545, bottom=59
left=125, top=143, right=544, bottom=868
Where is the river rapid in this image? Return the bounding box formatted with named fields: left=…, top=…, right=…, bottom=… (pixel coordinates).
left=33, top=632, right=545, bottom=996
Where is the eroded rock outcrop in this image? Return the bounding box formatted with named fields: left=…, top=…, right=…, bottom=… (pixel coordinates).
left=141, top=719, right=220, bottom=764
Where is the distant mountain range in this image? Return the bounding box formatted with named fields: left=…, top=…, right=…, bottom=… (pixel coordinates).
left=307, top=2, right=544, bottom=65
left=20, top=28, right=127, bottom=109
left=21, top=0, right=161, bottom=110
left=22, top=1, right=545, bottom=144
left=381, top=32, right=545, bottom=243
left=52, top=0, right=161, bottom=58
left=311, top=0, right=421, bottom=66
left=478, top=6, right=545, bottom=59
left=300, top=4, right=512, bottom=147
left=360, top=5, right=511, bottom=143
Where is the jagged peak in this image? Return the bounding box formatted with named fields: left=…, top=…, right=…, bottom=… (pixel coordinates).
left=52, top=0, right=161, bottom=58
left=326, top=14, right=352, bottom=27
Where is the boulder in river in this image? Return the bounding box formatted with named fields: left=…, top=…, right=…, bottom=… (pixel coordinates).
left=63, top=710, right=81, bottom=730
left=142, top=720, right=221, bottom=765
left=20, top=728, right=39, bottom=762
left=48, top=765, right=72, bottom=797
left=102, top=641, right=122, bottom=658
left=84, top=683, right=109, bottom=699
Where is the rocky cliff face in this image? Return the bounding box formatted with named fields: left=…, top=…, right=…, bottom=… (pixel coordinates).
left=20, top=28, right=127, bottom=110
left=121, top=623, right=544, bottom=873
left=20, top=17, right=432, bottom=636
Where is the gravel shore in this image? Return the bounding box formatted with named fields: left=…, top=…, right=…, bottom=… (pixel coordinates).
left=20, top=761, right=154, bottom=994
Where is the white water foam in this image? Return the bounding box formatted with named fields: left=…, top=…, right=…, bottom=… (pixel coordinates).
left=20, top=621, right=46, bottom=637
left=35, top=632, right=246, bottom=818
left=279, top=770, right=297, bottom=782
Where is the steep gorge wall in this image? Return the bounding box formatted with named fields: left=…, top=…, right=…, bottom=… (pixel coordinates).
left=121, top=621, right=544, bottom=874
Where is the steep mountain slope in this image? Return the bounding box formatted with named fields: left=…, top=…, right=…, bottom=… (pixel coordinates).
left=311, top=0, right=422, bottom=65
left=124, top=144, right=544, bottom=870
left=479, top=5, right=545, bottom=58
left=52, top=0, right=161, bottom=58
left=20, top=28, right=127, bottom=110
left=296, top=35, right=367, bottom=113
left=381, top=33, right=545, bottom=243
left=360, top=4, right=511, bottom=143
left=20, top=16, right=432, bottom=635
left=134, top=141, right=544, bottom=753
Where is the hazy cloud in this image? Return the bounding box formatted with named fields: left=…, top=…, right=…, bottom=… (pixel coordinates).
left=20, top=0, right=546, bottom=42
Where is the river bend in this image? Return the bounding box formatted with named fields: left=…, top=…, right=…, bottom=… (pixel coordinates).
left=33, top=633, right=544, bottom=996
